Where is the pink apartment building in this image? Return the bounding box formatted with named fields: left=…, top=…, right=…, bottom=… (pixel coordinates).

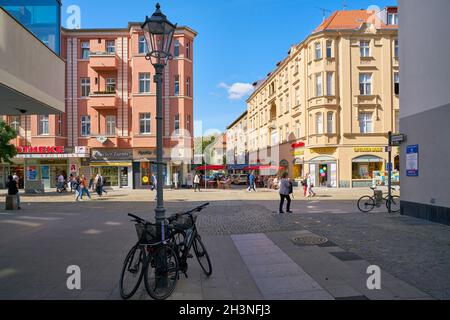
left=0, top=23, right=197, bottom=191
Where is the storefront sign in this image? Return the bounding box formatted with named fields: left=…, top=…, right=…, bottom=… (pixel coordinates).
left=311, top=148, right=336, bottom=155
left=406, top=145, right=419, bottom=177
left=133, top=149, right=157, bottom=160
left=18, top=146, right=65, bottom=154
left=70, top=164, right=77, bottom=173
left=294, top=150, right=305, bottom=157
left=75, top=146, right=88, bottom=155
left=91, top=149, right=133, bottom=161
left=354, top=147, right=383, bottom=153
left=291, top=141, right=305, bottom=149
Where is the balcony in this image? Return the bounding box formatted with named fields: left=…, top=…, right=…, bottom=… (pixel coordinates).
left=308, top=134, right=339, bottom=147
left=89, top=52, right=118, bottom=71
left=88, top=92, right=117, bottom=109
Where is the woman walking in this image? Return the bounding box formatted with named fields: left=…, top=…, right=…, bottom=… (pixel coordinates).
left=278, top=172, right=293, bottom=214
left=306, top=173, right=316, bottom=197
left=7, top=175, right=20, bottom=209
left=193, top=172, right=201, bottom=192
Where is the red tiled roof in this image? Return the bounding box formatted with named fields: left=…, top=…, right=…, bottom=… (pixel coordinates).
left=313, top=9, right=398, bottom=33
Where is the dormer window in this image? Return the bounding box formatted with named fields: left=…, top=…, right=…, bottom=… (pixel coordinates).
left=388, top=13, right=398, bottom=25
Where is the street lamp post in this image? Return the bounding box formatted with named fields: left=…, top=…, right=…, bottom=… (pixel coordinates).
left=142, top=3, right=177, bottom=288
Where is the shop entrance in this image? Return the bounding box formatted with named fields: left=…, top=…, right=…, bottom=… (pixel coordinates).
left=308, top=156, right=337, bottom=188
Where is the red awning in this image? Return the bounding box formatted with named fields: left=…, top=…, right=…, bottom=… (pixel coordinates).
left=292, top=141, right=305, bottom=149
left=194, top=165, right=226, bottom=171
left=243, top=165, right=284, bottom=171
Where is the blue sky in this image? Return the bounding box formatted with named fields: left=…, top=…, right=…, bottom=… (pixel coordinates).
left=61, top=0, right=396, bottom=136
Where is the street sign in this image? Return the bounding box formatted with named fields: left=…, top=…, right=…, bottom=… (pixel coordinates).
left=386, top=162, right=393, bottom=171
left=391, top=134, right=405, bottom=143
left=385, top=146, right=392, bottom=152
left=406, top=145, right=419, bottom=177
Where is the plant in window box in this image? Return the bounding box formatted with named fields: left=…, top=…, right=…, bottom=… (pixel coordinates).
left=93, top=91, right=116, bottom=95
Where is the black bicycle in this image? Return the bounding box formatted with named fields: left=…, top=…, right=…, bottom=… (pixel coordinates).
left=119, top=213, right=179, bottom=300
left=168, top=203, right=212, bottom=278
left=357, top=187, right=400, bottom=213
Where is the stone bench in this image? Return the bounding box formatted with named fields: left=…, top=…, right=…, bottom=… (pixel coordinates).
left=5, top=195, right=18, bottom=210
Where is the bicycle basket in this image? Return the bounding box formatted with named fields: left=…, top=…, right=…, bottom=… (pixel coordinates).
left=135, top=224, right=159, bottom=244
left=172, top=213, right=197, bottom=230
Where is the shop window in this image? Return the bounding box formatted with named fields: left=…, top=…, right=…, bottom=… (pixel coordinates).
left=352, top=159, right=383, bottom=179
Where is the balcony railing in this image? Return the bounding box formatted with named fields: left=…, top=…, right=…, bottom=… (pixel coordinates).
left=89, top=51, right=117, bottom=70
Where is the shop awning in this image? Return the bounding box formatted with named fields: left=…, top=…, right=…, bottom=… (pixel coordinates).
left=352, top=156, right=383, bottom=163
left=243, top=165, right=284, bottom=171
left=90, top=161, right=132, bottom=167
left=194, top=165, right=226, bottom=171
left=309, top=156, right=336, bottom=163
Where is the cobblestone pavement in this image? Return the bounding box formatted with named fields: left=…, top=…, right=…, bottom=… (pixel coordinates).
left=0, top=188, right=448, bottom=300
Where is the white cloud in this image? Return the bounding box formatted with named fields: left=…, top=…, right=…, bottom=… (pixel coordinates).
left=218, top=82, right=254, bottom=100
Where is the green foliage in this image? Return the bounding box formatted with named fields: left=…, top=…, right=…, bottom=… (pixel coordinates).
left=0, top=121, right=18, bottom=164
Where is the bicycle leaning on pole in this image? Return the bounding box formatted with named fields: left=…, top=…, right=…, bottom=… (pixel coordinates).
left=357, top=186, right=400, bottom=213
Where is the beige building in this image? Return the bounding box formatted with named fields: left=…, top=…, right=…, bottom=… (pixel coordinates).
left=245, top=7, right=400, bottom=188
left=226, top=110, right=248, bottom=166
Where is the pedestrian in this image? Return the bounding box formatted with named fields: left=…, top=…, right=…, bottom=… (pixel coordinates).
left=74, top=176, right=81, bottom=201
left=57, top=172, right=65, bottom=192
left=278, top=172, right=292, bottom=214
left=94, top=174, right=103, bottom=197
left=69, top=174, right=75, bottom=192
left=7, top=175, right=20, bottom=209
left=307, top=173, right=316, bottom=197
left=301, top=175, right=308, bottom=197
left=247, top=172, right=257, bottom=192
left=193, top=172, right=201, bottom=192
left=173, top=171, right=179, bottom=189
left=80, top=174, right=91, bottom=200
left=151, top=173, right=157, bottom=200
left=101, top=175, right=108, bottom=194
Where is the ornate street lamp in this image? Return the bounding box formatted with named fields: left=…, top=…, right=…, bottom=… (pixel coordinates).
left=142, top=3, right=177, bottom=288
left=142, top=3, right=176, bottom=225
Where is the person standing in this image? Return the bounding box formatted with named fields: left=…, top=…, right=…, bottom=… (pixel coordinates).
left=94, top=174, right=103, bottom=197
left=101, top=175, right=108, bottom=195
left=307, top=173, right=316, bottom=198
left=301, top=175, right=308, bottom=197
left=57, top=172, right=65, bottom=192
left=7, top=175, right=20, bottom=210
left=193, top=172, right=201, bottom=192
left=278, top=172, right=292, bottom=214
left=173, top=171, right=179, bottom=190
left=247, top=172, right=256, bottom=192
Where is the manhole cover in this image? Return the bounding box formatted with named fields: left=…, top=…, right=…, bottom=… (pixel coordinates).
left=292, top=235, right=328, bottom=246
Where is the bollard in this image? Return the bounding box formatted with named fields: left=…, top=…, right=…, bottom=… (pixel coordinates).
left=5, top=195, right=18, bottom=210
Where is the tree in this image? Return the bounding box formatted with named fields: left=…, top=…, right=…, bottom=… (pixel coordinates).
left=194, top=134, right=218, bottom=165
left=0, top=121, right=18, bottom=164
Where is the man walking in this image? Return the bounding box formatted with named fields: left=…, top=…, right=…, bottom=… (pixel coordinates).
left=278, top=172, right=293, bottom=214
left=7, top=175, right=20, bottom=210
left=193, top=172, right=201, bottom=192
left=306, top=173, right=316, bottom=197
left=247, top=172, right=257, bottom=192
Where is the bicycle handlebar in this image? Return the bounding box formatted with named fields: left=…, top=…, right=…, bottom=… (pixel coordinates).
left=168, top=203, right=210, bottom=222
left=128, top=213, right=145, bottom=223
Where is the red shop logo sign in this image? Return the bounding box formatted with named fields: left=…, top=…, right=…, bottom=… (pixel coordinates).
left=17, top=146, right=65, bottom=154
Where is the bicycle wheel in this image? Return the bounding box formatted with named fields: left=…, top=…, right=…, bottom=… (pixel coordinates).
left=193, top=235, right=212, bottom=276
left=171, top=230, right=187, bottom=273
left=119, top=245, right=146, bottom=299
left=357, top=196, right=376, bottom=213
left=144, top=245, right=179, bottom=300
left=386, top=195, right=401, bottom=213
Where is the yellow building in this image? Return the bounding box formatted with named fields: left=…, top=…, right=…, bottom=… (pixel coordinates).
left=245, top=7, right=400, bottom=188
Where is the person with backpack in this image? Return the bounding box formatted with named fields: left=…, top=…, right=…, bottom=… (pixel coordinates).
left=278, top=172, right=293, bottom=214
left=7, top=175, right=20, bottom=209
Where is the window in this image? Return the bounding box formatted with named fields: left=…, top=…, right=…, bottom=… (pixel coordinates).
left=394, top=73, right=400, bottom=95
left=106, top=78, right=116, bottom=93
left=106, top=40, right=115, bottom=54
left=106, top=115, right=116, bottom=135
left=138, top=35, right=148, bottom=54
left=57, top=114, right=62, bottom=136
left=285, top=94, right=289, bottom=111
left=359, top=112, right=373, bottom=133
left=394, top=39, right=399, bottom=58
left=295, top=87, right=301, bottom=106
left=360, top=40, right=370, bottom=57
left=295, top=121, right=301, bottom=139
left=185, top=115, right=191, bottom=133
left=81, top=115, right=91, bottom=136
left=315, top=113, right=323, bottom=134
left=284, top=68, right=288, bottom=83
left=315, top=73, right=323, bottom=97
left=81, top=78, right=90, bottom=97
left=38, top=115, right=49, bottom=135
left=186, top=42, right=191, bottom=59
left=10, top=116, right=20, bottom=133
left=174, top=40, right=180, bottom=57
left=388, top=13, right=398, bottom=25
left=315, top=42, right=322, bottom=60
left=174, top=114, right=180, bottom=134
left=359, top=73, right=372, bottom=95
left=327, top=112, right=334, bottom=134
left=326, top=40, right=332, bottom=58
left=326, top=72, right=333, bottom=96
left=81, top=41, right=90, bottom=59
left=186, top=77, right=191, bottom=97
left=139, top=113, right=151, bottom=134
left=139, top=73, right=151, bottom=93
left=174, top=75, right=180, bottom=96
